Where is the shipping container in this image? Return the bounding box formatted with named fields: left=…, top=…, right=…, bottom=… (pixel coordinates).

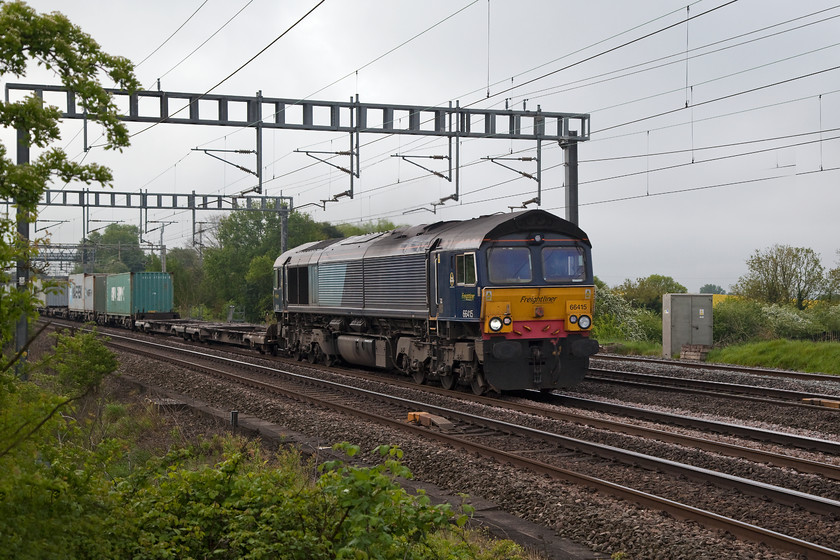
left=93, top=275, right=107, bottom=315
left=105, top=272, right=174, bottom=317
left=68, top=273, right=101, bottom=313
left=68, top=273, right=86, bottom=312
left=34, top=276, right=69, bottom=308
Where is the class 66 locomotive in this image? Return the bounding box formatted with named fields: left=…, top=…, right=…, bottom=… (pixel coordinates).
left=273, top=209, right=599, bottom=394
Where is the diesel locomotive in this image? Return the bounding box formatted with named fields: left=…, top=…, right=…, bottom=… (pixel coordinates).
left=272, top=209, right=599, bottom=393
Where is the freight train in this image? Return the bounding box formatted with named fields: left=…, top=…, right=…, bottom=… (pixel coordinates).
left=272, top=209, right=599, bottom=393
left=38, top=209, right=599, bottom=394
left=37, top=271, right=177, bottom=327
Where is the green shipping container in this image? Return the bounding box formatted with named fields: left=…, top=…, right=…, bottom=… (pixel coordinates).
left=94, top=274, right=108, bottom=314
left=105, top=272, right=174, bottom=317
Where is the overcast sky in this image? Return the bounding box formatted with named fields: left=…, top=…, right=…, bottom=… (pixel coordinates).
left=3, top=0, right=839, bottom=290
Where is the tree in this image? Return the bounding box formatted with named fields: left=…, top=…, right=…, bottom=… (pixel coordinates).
left=80, top=223, right=146, bottom=272
left=825, top=250, right=840, bottom=303
left=337, top=219, right=398, bottom=237
left=617, top=274, right=687, bottom=314
left=732, top=245, right=825, bottom=309
left=201, top=209, right=350, bottom=320
left=1, top=0, right=138, bottom=362
left=167, top=246, right=206, bottom=311
left=699, top=284, right=726, bottom=295
left=0, top=2, right=139, bottom=458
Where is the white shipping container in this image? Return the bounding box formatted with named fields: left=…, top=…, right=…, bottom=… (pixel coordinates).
left=83, top=274, right=98, bottom=313
left=68, top=273, right=86, bottom=312
left=68, top=273, right=100, bottom=313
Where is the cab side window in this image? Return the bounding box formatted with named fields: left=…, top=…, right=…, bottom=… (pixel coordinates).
left=455, top=253, right=476, bottom=286
left=287, top=266, right=309, bottom=304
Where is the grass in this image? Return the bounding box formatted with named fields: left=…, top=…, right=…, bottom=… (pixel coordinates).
left=599, top=337, right=840, bottom=376
left=600, top=339, right=662, bottom=356
left=707, top=339, right=840, bottom=376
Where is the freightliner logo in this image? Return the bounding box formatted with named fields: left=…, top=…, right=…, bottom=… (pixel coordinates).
left=520, top=296, right=557, bottom=304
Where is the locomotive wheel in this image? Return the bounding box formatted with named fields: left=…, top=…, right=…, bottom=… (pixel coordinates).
left=439, top=373, right=457, bottom=390
left=412, top=368, right=426, bottom=385
left=293, top=345, right=304, bottom=361
left=470, top=372, right=487, bottom=396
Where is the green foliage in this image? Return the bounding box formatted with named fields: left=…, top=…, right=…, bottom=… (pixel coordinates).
left=245, top=253, right=275, bottom=315
left=0, top=1, right=139, bottom=152
left=202, top=209, right=344, bottom=320
left=0, top=431, right=128, bottom=560
left=337, top=219, right=398, bottom=237
left=0, top=329, right=123, bottom=559
left=824, top=250, right=840, bottom=303
left=315, top=442, right=469, bottom=559
left=116, top=441, right=468, bottom=560
left=732, top=244, right=825, bottom=309
left=0, top=231, right=38, bottom=358
left=78, top=223, right=146, bottom=273
left=1, top=0, right=139, bottom=367
left=616, top=274, right=686, bottom=314
left=762, top=304, right=825, bottom=340
left=707, top=339, right=840, bottom=375
left=1, top=328, right=117, bottom=460
left=712, top=297, right=768, bottom=345
left=46, top=327, right=118, bottom=393
left=714, top=298, right=840, bottom=345
left=634, top=308, right=662, bottom=342
left=423, top=528, right=532, bottom=559
left=592, top=278, right=651, bottom=342
left=603, top=339, right=663, bottom=356
left=810, top=301, right=840, bottom=333
left=165, top=246, right=206, bottom=311
left=699, top=284, right=726, bottom=294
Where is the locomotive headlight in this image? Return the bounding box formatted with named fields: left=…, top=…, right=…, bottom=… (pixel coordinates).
left=488, top=317, right=504, bottom=332
left=568, top=315, right=578, bottom=324
left=578, top=315, right=592, bottom=329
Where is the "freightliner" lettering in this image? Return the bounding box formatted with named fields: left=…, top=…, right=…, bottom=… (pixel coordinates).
left=520, top=296, right=557, bottom=304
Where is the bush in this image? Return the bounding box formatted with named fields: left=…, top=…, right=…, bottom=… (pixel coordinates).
left=712, top=298, right=767, bottom=344
left=713, top=298, right=840, bottom=344
left=593, top=283, right=644, bottom=342
left=762, top=304, right=824, bottom=340
left=117, top=441, right=473, bottom=560
left=635, top=308, right=662, bottom=342
left=809, top=302, right=840, bottom=338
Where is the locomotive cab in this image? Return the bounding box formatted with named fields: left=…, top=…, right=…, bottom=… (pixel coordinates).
left=475, top=233, right=599, bottom=391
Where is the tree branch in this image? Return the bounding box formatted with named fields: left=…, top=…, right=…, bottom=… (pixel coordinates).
left=0, top=320, right=51, bottom=374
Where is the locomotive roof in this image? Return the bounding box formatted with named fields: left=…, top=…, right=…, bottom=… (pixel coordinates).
left=275, top=209, right=590, bottom=267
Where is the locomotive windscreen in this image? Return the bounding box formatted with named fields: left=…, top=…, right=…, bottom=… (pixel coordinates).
left=542, top=246, right=586, bottom=282
left=488, top=247, right=533, bottom=284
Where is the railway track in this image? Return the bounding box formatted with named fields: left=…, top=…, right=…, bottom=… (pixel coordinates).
left=596, top=353, right=839, bottom=383
left=587, top=367, right=840, bottom=409
left=80, top=319, right=840, bottom=459
left=95, top=329, right=840, bottom=558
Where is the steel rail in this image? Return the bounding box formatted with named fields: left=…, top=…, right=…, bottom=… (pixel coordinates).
left=595, top=354, right=840, bottom=382
left=588, top=367, right=840, bottom=407
left=555, top=395, right=840, bottom=455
